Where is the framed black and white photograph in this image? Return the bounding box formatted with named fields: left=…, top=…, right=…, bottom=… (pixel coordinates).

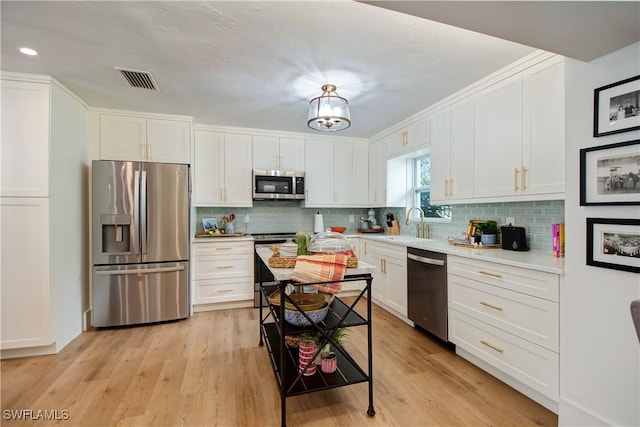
left=580, top=139, right=640, bottom=205
left=587, top=218, right=640, bottom=273
left=593, top=75, right=640, bottom=137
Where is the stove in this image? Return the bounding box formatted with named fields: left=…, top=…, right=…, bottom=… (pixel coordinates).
left=252, top=232, right=298, bottom=244
left=253, top=232, right=299, bottom=307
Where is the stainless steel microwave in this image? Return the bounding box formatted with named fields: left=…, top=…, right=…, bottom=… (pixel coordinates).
left=253, top=170, right=305, bottom=200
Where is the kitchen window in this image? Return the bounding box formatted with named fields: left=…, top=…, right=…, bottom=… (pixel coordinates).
left=413, top=155, right=451, bottom=220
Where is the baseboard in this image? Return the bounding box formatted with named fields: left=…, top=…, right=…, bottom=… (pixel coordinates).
left=559, top=397, right=618, bottom=426
left=1, top=342, right=57, bottom=360
left=192, top=300, right=253, bottom=312
left=82, top=309, right=92, bottom=331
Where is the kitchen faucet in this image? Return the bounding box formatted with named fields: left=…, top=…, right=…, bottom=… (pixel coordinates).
left=405, top=207, right=430, bottom=239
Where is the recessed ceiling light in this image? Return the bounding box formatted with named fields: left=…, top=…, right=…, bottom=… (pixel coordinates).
left=19, top=47, right=38, bottom=56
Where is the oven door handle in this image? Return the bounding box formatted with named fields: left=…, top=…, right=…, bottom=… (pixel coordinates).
left=407, top=253, right=445, bottom=266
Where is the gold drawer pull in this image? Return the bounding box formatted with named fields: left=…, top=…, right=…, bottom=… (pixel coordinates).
left=514, top=168, right=520, bottom=191
left=216, top=247, right=233, bottom=250
left=479, top=270, right=503, bottom=278
left=216, top=288, right=233, bottom=293
left=480, top=301, right=504, bottom=311
left=480, top=340, right=504, bottom=353
left=216, top=265, right=233, bottom=269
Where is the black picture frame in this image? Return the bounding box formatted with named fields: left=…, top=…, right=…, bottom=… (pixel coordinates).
left=580, top=139, right=640, bottom=206
left=593, top=75, right=640, bottom=137
left=586, top=218, right=640, bottom=273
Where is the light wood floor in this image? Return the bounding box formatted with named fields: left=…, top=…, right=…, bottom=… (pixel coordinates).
left=2, top=298, right=557, bottom=426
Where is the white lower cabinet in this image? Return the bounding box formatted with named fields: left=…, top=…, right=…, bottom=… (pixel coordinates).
left=191, top=240, right=254, bottom=307
left=447, top=255, right=560, bottom=410
left=360, top=240, right=407, bottom=317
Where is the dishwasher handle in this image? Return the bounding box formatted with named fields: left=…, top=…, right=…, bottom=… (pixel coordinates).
left=407, top=253, right=445, bottom=266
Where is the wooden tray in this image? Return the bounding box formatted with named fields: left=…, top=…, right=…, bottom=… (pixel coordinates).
left=447, top=237, right=501, bottom=249
left=268, top=255, right=359, bottom=268
left=195, top=233, right=248, bottom=238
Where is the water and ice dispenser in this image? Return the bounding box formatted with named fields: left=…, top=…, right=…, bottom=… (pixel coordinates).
left=100, top=214, right=131, bottom=254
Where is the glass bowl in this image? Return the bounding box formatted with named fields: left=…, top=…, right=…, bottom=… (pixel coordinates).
left=308, top=231, right=351, bottom=253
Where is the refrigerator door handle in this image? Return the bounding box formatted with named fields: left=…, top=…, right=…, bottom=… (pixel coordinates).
left=95, top=265, right=186, bottom=276
left=141, top=170, right=148, bottom=256
left=134, top=170, right=140, bottom=256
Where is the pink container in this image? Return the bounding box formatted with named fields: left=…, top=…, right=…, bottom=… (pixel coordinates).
left=298, top=340, right=317, bottom=376
left=320, top=351, right=337, bottom=374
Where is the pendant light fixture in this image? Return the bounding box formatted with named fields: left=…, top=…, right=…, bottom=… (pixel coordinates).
left=307, top=84, right=351, bottom=131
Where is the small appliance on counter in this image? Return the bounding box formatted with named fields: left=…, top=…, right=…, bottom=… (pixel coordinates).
left=501, top=225, right=529, bottom=251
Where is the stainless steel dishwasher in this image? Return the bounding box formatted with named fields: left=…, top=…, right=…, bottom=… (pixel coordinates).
left=407, top=248, right=448, bottom=342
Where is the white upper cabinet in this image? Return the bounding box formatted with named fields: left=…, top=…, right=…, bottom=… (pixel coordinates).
left=304, top=139, right=368, bottom=207
left=430, top=96, right=474, bottom=203
left=522, top=57, right=565, bottom=197
left=252, top=135, right=305, bottom=171
left=387, top=116, right=430, bottom=157
left=474, top=73, right=524, bottom=198
left=100, top=113, right=191, bottom=164
left=1, top=80, right=50, bottom=197
left=368, top=139, right=387, bottom=205
left=194, top=130, right=253, bottom=207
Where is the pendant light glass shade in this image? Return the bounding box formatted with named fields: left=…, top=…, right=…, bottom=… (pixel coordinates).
left=307, top=84, right=351, bottom=131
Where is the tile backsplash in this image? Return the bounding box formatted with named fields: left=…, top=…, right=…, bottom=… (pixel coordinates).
left=195, top=200, right=564, bottom=253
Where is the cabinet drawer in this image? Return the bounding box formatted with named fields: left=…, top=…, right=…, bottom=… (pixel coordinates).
left=449, top=310, right=559, bottom=400
left=192, top=254, right=253, bottom=280
left=195, top=277, right=253, bottom=303
left=448, top=274, right=558, bottom=351
left=448, top=256, right=558, bottom=302
left=193, top=241, right=253, bottom=256
left=362, top=240, right=406, bottom=263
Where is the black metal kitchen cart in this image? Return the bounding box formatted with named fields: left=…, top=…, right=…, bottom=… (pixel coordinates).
left=257, top=267, right=375, bottom=427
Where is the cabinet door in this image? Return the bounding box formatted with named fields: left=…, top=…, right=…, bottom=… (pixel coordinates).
left=385, top=255, right=408, bottom=316
left=352, top=143, right=369, bottom=206
left=194, top=130, right=225, bottom=205
left=304, top=140, right=334, bottom=205
left=474, top=74, right=523, bottom=198
left=146, top=119, right=191, bottom=164
left=522, top=57, right=565, bottom=196
left=1, top=80, right=50, bottom=197
left=252, top=135, right=279, bottom=170
left=100, top=114, right=147, bottom=161
left=223, top=133, right=253, bottom=206
left=429, top=107, right=450, bottom=203
left=387, top=130, right=406, bottom=156
left=449, top=97, right=475, bottom=200
left=406, top=117, right=430, bottom=150
left=368, top=139, right=387, bottom=205
left=1, top=198, right=51, bottom=349
left=334, top=142, right=353, bottom=205
left=279, top=137, right=305, bottom=171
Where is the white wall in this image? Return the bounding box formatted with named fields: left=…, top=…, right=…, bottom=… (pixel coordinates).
left=560, top=43, right=640, bottom=426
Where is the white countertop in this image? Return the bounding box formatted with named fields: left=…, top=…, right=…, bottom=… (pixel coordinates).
left=193, top=235, right=254, bottom=243
left=351, top=234, right=565, bottom=275
left=255, top=246, right=376, bottom=282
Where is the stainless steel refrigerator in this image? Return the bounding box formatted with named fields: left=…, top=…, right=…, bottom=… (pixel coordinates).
left=91, top=160, right=190, bottom=327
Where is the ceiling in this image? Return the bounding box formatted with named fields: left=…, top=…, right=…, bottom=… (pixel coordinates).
left=1, top=1, right=638, bottom=139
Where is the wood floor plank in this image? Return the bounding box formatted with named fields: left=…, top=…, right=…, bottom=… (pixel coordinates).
left=1, top=298, right=557, bottom=426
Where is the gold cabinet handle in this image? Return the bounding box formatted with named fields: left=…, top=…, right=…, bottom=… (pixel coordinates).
left=216, top=288, right=233, bottom=293
left=444, top=179, right=449, bottom=196
left=514, top=168, right=520, bottom=191
left=215, top=247, right=233, bottom=251
left=480, top=301, right=504, bottom=311
left=364, top=242, right=368, bottom=255
left=521, top=166, right=528, bottom=191
left=479, top=270, right=503, bottom=278
left=480, top=340, right=504, bottom=353
left=449, top=179, right=453, bottom=196
left=216, top=265, right=234, bottom=269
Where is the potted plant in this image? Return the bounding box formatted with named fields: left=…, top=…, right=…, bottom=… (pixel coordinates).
left=474, top=221, right=499, bottom=245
